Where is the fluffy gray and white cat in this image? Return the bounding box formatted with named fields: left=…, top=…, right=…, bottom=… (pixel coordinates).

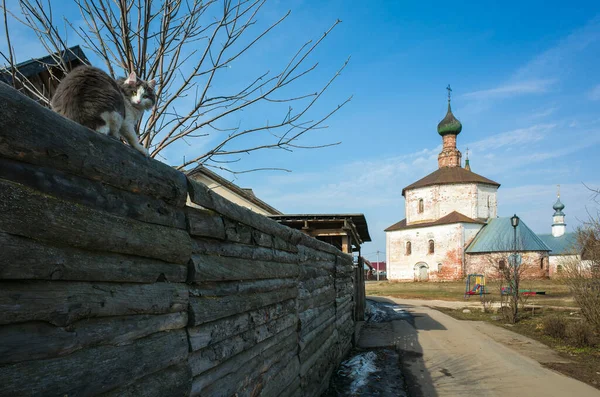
left=51, top=66, right=156, bottom=156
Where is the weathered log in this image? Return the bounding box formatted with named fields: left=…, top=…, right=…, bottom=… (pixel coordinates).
left=297, top=231, right=345, bottom=257
left=299, top=305, right=335, bottom=339
left=188, top=314, right=297, bottom=376
left=192, top=238, right=298, bottom=263
left=223, top=218, right=253, bottom=244
left=187, top=178, right=303, bottom=244
left=299, top=320, right=335, bottom=363
left=0, top=179, right=191, bottom=263
left=299, top=302, right=333, bottom=328
left=0, top=157, right=186, bottom=229
left=299, top=264, right=331, bottom=279
left=259, top=355, right=300, bottom=397
left=188, top=287, right=297, bottom=325
left=298, top=275, right=334, bottom=298
left=229, top=350, right=298, bottom=397
left=0, top=329, right=188, bottom=397
left=0, top=83, right=187, bottom=206
left=186, top=207, right=225, bottom=239
left=190, top=326, right=297, bottom=397
left=187, top=299, right=295, bottom=351
left=251, top=229, right=273, bottom=248
left=191, top=278, right=297, bottom=297
left=0, top=281, right=188, bottom=326
left=189, top=254, right=298, bottom=282
left=299, top=329, right=337, bottom=376
left=0, top=232, right=187, bottom=282
left=0, top=312, right=187, bottom=365
left=298, top=246, right=337, bottom=269
left=298, top=285, right=336, bottom=312
left=280, top=375, right=302, bottom=397
left=100, top=362, right=192, bottom=397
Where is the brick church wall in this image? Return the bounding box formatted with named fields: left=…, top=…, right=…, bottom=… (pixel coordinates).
left=465, top=252, right=550, bottom=280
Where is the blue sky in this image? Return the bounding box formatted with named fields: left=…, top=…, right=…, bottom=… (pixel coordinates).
left=2, top=0, right=600, bottom=262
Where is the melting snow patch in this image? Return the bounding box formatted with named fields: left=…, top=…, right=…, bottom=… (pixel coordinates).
left=337, top=351, right=378, bottom=395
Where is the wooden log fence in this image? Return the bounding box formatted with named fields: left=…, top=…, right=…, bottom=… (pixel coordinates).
left=0, top=82, right=361, bottom=396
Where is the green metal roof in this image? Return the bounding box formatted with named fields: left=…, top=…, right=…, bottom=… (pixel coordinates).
left=537, top=233, right=577, bottom=255
left=466, top=217, right=551, bottom=253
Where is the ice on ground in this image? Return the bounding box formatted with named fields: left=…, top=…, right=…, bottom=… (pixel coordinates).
left=337, top=351, right=378, bottom=395
left=366, top=300, right=409, bottom=322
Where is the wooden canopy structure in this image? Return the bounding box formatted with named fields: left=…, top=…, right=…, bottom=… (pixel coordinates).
left=269, top=214, right=371, bottom=255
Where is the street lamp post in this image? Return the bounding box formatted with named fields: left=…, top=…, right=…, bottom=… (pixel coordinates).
left=510, top=214, right=520, bottom=322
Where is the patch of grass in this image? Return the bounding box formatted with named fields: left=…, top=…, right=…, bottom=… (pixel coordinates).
left=366, top=279, right=575, bottom=307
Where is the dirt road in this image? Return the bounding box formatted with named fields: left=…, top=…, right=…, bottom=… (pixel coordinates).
left=373, top=297, right=600, bottom=397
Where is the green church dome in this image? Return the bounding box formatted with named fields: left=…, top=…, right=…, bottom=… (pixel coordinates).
left=437, top=102, right=462, bottom=136
left=553, top=197, right=565, bottom=215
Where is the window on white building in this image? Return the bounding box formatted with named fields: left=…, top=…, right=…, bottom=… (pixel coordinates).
left=437, top=263, right=443, bottom=272
left=418, top=199, right=424, bottom=213
left=428, top=239, right=435, bottom=254
left=406, top=241, right=412, bottom=256
left=499, top=259, right=506, bottom=270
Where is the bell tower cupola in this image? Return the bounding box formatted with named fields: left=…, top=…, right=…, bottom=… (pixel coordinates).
left=552, top=185, right=566, bottom=237
left=437, top=85, right=463, bottom=168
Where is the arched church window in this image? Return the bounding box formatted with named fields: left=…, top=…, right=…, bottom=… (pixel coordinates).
left=428, top=240, right=435, bottom=254
left=406, top=241, right=412, bottom=256
left=438, top=263, right=443, bottom=272
left=418, top=199, right=424, bottom=213
left=499, top=259, right=506, bottom=270
left=540, top=258, right=544, bottom=269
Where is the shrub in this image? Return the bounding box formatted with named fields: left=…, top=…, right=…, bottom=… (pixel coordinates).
left=567, top=321, right=595, bottom=347
left=542, top=315, right=568, bottom=339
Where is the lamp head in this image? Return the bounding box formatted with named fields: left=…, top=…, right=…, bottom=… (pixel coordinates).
left=511, top=214, right=520, bottom=228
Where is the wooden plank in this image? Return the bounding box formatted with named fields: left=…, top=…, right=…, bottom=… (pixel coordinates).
left=0, top=157, right=186, bottom=229
left=0, top=312, right=187, bottom=365
left=187, top=299, right=295, bottom=351
left=188, top=288, right=297, bottom=326
left=187, top=178, right=303, bottom=245
left=0, top=179, right=191, bottom=264
left=0, top=232, right=187, bottom=282
left=186, top=207, right=225, bottom=239
left=0, top=329, right=188, bottom=397
left=190, top=326, right=297, bottom=397
left=188, top=314, right=297, bottom=375
left=0, top=83, right=188, bottom=207
left=0, top=281, right=188, bottom=326
left=100, top=363, right=192, bottom=397
left=300, top=329, right=337, bottom=375
left=191, top=278, right=297, bottom=297
left=192, top=238, right=298, bottom=264
left=189, top=254, right=298, bottom=282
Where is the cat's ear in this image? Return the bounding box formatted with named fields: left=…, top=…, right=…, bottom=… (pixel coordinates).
left=125, top=71, right=137, bottom=86
left=148, top=79, right=156, bottom=89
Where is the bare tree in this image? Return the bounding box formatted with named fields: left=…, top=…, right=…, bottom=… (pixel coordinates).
left=1, top=0, right=350, bottom=171
left=562, top=202, right=600, bottom=331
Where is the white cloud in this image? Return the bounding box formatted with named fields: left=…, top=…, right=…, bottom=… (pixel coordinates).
left=462, top=79, right=555, bottom=100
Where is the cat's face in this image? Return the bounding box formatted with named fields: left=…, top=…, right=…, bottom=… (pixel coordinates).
left=121, top=72, right=156, bottom=110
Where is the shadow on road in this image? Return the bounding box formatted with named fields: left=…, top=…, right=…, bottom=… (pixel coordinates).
left=367, top=297, right=442, bottom=397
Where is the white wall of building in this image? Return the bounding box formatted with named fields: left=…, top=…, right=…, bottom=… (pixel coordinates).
left=387, top=223, right=475, bottom=281
left=405, top=183, right=497, bottom=224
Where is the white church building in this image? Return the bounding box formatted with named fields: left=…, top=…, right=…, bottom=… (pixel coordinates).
left=385, top=89, right=553, bottom=281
